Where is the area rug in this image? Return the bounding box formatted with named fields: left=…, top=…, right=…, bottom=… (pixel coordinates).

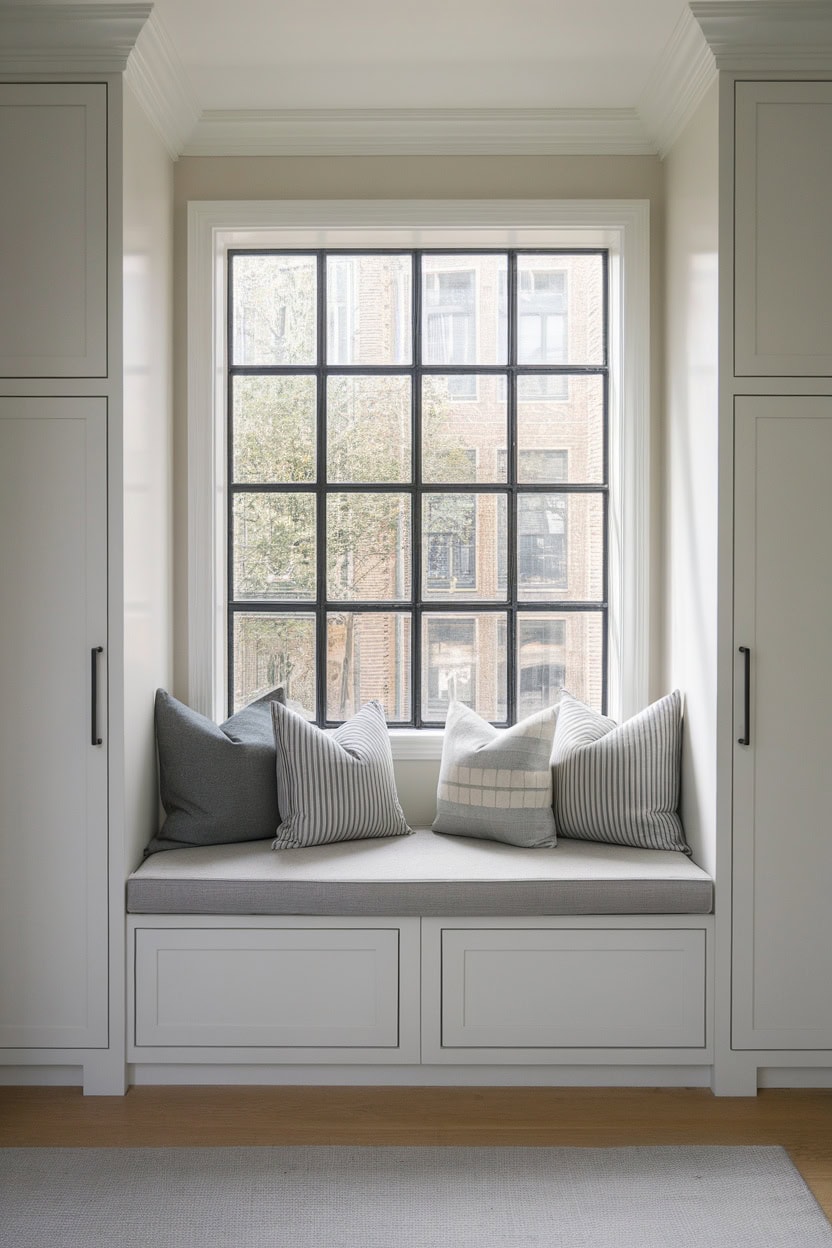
left=1, top=1145, right=830, bottom=1247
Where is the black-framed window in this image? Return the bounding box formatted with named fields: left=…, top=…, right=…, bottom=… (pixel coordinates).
left=227, top=248, right=608, bottom=726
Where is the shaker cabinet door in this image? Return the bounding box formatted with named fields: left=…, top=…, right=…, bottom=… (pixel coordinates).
left=0, top=399, right=108, bottom=1047
left=732, top=397, right=832, bottom=1049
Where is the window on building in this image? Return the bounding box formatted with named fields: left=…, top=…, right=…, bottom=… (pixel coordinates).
left=226, top=247, right=608, bottom=726
left=424, top=267, right=477, bottom=399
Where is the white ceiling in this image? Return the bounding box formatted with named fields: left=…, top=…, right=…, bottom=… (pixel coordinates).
left=153, top=0, right=690, bottom=112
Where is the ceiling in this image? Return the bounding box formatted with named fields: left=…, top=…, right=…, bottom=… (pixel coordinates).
left=152, top=0, right=691, bottom=113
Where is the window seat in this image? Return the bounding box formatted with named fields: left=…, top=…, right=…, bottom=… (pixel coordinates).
left=127, top=827, right=713, bottom=917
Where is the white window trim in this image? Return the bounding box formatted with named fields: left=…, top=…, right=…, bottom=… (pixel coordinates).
left=187, top=199, right=650, bottom=759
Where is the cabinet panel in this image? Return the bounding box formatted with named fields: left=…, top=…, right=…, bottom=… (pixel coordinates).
left=0, top=399, right=108, bottom=1047
left=441, top=928, right=706, bottom=1049
left=735, top=82, right=832, bottom=377
left=135, top=927, right=401, bottom=1048
left=0, top=84, right=107, bottom=378
left=733, top=397, right=832, bottom=1049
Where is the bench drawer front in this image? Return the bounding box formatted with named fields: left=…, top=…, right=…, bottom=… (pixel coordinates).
left=441, top=928, right=706, bottom=1049
left=135, top=927, right=400, bottom=1048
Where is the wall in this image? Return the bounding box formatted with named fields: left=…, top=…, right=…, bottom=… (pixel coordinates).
left=122, top=84, right=175, bottom=869
left=661, top=83, right=719, bottom=873
left=172, top=154, right=666, bottom=706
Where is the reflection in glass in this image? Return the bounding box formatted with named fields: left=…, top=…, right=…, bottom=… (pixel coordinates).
left=327, top=255, right=412, bottom=365
left=232, top=493, right=316, bottom=601
left=327, top=493, right=411, bottom=602
left=327, top=375, right=411, bottom=483
left=232, top=375, right=316, bottom=483
left=231, top=253, right=317, bottom=366
left=326, top=612, right=411, bottom=722
left=422, top=375, right=507, bottom=483
left=233, top=613, right=315, bottom=717
left=421, top=612, right=507, bottom=723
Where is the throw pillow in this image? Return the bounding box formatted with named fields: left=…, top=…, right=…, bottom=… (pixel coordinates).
left=149, top=687, right=286, bottom=853
left=432, top=700, right=559, bottom=848
left=551, top=690, right=689, bottom=853
left=271, top=699, right=411, bottom=850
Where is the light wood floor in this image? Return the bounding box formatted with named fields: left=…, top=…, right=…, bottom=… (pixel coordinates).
left=2, top=1086, right=832, bottom=1217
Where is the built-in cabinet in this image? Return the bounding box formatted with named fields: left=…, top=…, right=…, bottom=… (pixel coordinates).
left=0, top=71, right=126, bottom=1091
left=724, top=78, right=832, bottom=1088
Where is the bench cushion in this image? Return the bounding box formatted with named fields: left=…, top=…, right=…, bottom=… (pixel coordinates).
left=127, top=827, right=713, bottom=917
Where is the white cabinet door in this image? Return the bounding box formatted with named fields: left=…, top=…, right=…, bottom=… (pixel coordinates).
left=735, top=82, right=832, bottom=377
left=0, top=84, right=107, bottom=378
left=441, top=928, right=706, bottom=1050
left=732, top=397, right=832, bottom=1049
left=134, top=927, right=401, bottom=1049
left=0, top=399, right=108, bottom=1048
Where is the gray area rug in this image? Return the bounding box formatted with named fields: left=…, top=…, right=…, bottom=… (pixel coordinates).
left=1, top=1145, right=830, bottom=1247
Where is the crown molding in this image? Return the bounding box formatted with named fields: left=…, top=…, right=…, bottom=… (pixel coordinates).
left=0, top=4, right=150, bottom=74
left=124, top=9, right=200, bottom=159
left=691, top=0, right=832, bottom=70
left=181, top=107, right=657, bottom=158
left=638, top=7, right=717, bottom=158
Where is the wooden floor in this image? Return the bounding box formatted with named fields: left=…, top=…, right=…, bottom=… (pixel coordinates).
left=2, top=1086, right=832, bottom=1217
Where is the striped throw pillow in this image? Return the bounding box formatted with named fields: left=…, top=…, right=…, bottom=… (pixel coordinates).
left=432, top=700, right=559, bottom=848
left=271, top=699, right=411, bottom=850
left=552, top=690, right=689, bottom=853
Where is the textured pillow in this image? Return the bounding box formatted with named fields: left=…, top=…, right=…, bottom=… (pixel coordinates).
left=552, top=690, right=689, bottom=853
left=271, top=699, right=411, bottom=850
left=432, top=700, right=559, bottom=848
left=149, top=687, right=286, bottom=854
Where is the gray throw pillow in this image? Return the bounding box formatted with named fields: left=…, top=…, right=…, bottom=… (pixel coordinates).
left=432, top=700, right=559, bottom=848
left=148, top=687, right=286, bottom=854
left=271, top=699, right=411, bottom=850
left=551, top=690, right=690, bottom=853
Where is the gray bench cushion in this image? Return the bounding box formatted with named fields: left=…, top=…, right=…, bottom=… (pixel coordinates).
left=127, top=827, right=713, bottom=916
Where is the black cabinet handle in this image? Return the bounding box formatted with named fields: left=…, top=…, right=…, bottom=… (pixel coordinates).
left=738, top=646, right=751, bottom=746
left=91, top=646, right=103, bottom=746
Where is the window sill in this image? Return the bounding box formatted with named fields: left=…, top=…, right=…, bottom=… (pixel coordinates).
left=388, top=729, right=445, bottom=761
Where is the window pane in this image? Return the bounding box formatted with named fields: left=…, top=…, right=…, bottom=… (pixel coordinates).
left=232, top=375, right=316, bottom=484
left=517, top=491, right=604, bottom=602
left=517, top=375, right=604, bottom=484
left=422, top=492, right=506, bottom=602
left=327, top=375, right=411, bottom=483
left=517, top=253, right=604, bottom=366
left=422, top=375, right=507, bottom=483
left=326, top=612, right=411, bottom=722
left=422, top=612, right=507, bottom=723
left=518, top=612, right=603, bottom=713
left=326, top=255, right=412, bottom=365
left=327, top=492, right=411, bottom=602
left=232, top=493, right=316, bottom=601
left=231, top=254, right=316, bottom=366
left=422, top=254, right=507, bottom=366
left=233, top=612, right=316, bottom=717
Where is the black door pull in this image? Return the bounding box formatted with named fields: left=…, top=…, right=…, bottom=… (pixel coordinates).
left=737, top=645, right=750, bottom=746
left=91, top=646, right=103, bottom=746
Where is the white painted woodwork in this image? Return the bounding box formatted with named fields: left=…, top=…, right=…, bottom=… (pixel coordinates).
left=732, top=397, right=832, bottom=1050
left=134, top=926, right=402, bottom=1049
left=0, top=85, right=108, bottom=378
left=0, top=399, right=108, bottom=1048
left=734, top=82, right=832, bottom=377
left=440, top=927, right=706, bottom=1050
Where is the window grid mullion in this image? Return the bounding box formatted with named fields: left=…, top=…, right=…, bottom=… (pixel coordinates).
left=315, top=250, right=327, bottom=726
left=412, top=251, right=423, bottom=728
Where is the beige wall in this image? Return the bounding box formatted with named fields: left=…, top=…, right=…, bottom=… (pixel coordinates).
left=123, top=84, right=175, bottom=867
left=172, top=154, right=666, bottom=706
left=661, top=83, right=719, bottom=873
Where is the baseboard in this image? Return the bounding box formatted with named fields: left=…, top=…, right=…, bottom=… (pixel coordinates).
left=0, top=1065, right=82, bottom=1086
left=129, top=1063, right=713, bottom=1087
left=758, top=1068, right=832, bottom=1089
